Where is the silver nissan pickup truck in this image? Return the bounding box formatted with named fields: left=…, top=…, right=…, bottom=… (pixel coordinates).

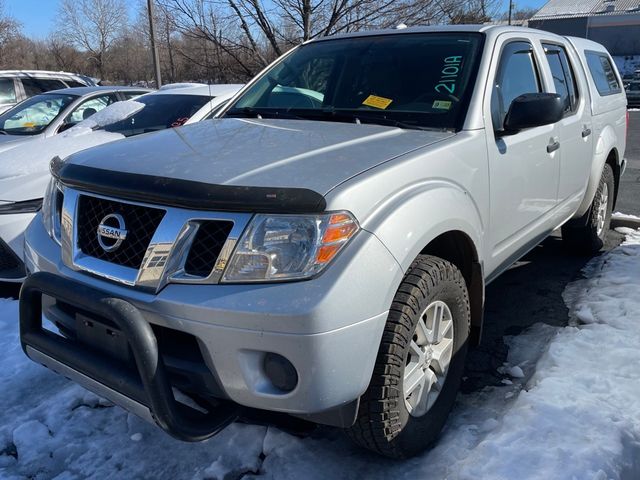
left=20, top=25, right=628, bottom=458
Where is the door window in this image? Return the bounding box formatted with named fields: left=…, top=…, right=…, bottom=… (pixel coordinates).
left=543, top=43, right=578, bottom=115
left=21, top=78, right=67, bottom=96
left=491, top=41, right=542, bottom=131
left=585, top=52, right=621, bottom=96
left=63, top=80, right=86, bottom=88
left=102, top=94, right=211, bottom=136
left=66, top=94, right=118, bottom=125
left=0, top=79, right=16, bottom=104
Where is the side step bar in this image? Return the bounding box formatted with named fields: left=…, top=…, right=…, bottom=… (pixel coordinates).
left=20, top=271, right=240, bottom=442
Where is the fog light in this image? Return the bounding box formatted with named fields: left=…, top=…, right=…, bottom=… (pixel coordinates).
left=263, top=353, right=298, bottom=392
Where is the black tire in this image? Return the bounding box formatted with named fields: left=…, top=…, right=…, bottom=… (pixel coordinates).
left=346, top=255, right=470, bottom=458
left=562, top=163, right=614, bottom=254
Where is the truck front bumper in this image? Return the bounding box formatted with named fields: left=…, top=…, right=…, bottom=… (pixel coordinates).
left=22, top=215, right=402, bottom=432
left=20, top=271, right=239, bottom=441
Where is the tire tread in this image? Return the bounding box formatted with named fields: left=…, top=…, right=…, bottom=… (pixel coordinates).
left=346, top=255, right=470, bottom=458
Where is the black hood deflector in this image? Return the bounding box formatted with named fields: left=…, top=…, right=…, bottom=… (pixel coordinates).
left=51, top=157, right=327, bottom=213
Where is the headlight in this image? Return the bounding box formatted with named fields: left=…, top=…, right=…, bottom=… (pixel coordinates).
left=42, top=178, right=63, bottom=243
left=0, top=198, right=42, bottom=214
left=222, top=211, right=359, bottom=282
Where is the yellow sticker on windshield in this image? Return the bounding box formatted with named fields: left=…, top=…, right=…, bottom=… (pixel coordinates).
left=432, top=100, right=452, bottom=110
left=362, top=95, right=393, bottom=110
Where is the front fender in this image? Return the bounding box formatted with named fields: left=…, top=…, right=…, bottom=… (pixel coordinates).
left=360, top=181, right=484, bottom=273
left=573, top=124, right=618, bottom=218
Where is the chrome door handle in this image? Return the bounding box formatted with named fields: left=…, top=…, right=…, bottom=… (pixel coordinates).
left=582, top=128, right=592, bottom=138
left=547, top=140, right=560, bottom=153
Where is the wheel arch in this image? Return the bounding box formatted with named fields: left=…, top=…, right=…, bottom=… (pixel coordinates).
left=574, top=124, right=621, bottom=218
left=419, top=230, right=484, bottom=345
left=605, top=148, right=620, bottom=209
left=363, top=185, right=486, bottom=345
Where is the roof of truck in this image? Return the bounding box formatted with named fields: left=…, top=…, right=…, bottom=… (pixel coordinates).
left=309, top=24, right=566, bottom=42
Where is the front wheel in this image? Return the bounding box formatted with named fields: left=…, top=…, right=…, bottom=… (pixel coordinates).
left=562, top=163, right=614, bottom=254
left=346, top=255, right=470, bottom=458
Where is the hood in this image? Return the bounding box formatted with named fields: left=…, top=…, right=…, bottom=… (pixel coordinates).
left=0, top=135, right=33, bottom=154
left=0, top=170, right=50, bottom=203
left=64, top=118, right=454, bottom=195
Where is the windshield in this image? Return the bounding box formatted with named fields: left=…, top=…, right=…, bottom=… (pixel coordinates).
left=226, top=33, right=483, bottom=130
left=101, top=94, right=211, bottom=136
left=0, top=93, right=76, bottom=135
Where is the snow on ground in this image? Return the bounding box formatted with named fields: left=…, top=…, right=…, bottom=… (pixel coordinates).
left=613, top=211, right=640, bottom=221
left=2, top=228, right=640, bottom=479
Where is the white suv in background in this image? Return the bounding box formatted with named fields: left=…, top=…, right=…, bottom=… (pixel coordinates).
left=0, top=70, right=98, bottom=114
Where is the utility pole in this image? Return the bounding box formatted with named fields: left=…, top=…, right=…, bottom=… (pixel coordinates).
left=147, top=0, right=162, bottom=88
left=508, top=0, right=513, bottom=25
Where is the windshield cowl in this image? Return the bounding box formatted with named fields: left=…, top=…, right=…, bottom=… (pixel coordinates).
left=225, top=106, right=450, bottom=131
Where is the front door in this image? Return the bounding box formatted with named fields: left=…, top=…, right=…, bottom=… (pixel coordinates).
left=485, top=38, right=560, bottom=272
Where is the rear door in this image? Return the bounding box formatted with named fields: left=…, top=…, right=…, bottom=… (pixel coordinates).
left=541, top=41, right=593, bottom=203
left=485, top=36, right=561, bottom=269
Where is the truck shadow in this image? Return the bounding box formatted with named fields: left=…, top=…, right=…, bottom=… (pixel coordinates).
left=461, top=229, right=624, bottom=393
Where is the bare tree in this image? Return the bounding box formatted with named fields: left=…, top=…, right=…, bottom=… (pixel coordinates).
left=57, top=0, right=129, bottom=79
left=0, top=0, right=21, bottom=67
left=134, top=1, right=184, bottom=83
left=499, top=7, right=537, bottom=21
left=159, top=0, right=490, bottom=80
left=47, top=35, right=86, bottom=72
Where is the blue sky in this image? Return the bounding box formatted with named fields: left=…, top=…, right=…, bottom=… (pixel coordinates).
left=5, top=0, right=549, bottom=39
left=4, top=0, right=139, bottom=38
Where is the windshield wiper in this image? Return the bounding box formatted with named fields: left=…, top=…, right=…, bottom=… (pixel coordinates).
left=297, top=109, right=431, bottom=131
left=225, top=107, right=305, bottom=121
left=226, top=107, right=438, bottom=131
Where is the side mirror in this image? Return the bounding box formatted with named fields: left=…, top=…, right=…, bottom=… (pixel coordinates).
left=502, top=93, right=564, bottom=134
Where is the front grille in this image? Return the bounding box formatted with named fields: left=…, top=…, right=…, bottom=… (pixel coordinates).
left=184, top=221, right=233, bottom=277
left=77, top=195, right=165, bottom=269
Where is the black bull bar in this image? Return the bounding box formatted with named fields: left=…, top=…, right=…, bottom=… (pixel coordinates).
left=19, top=271, right=240, bottom=442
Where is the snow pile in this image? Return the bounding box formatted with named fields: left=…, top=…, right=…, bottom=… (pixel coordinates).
left=613, top=211, right=640, bottom=221
left=1, top=228, right=640, bottom=479
left=66, top=100, right=144, bottom=135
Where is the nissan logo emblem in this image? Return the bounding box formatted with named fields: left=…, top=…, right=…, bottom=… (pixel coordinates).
left=97, top=213, right=128, bottom=252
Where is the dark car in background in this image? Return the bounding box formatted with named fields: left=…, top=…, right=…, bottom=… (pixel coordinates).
left=626, top=80, right=640, bottom=107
